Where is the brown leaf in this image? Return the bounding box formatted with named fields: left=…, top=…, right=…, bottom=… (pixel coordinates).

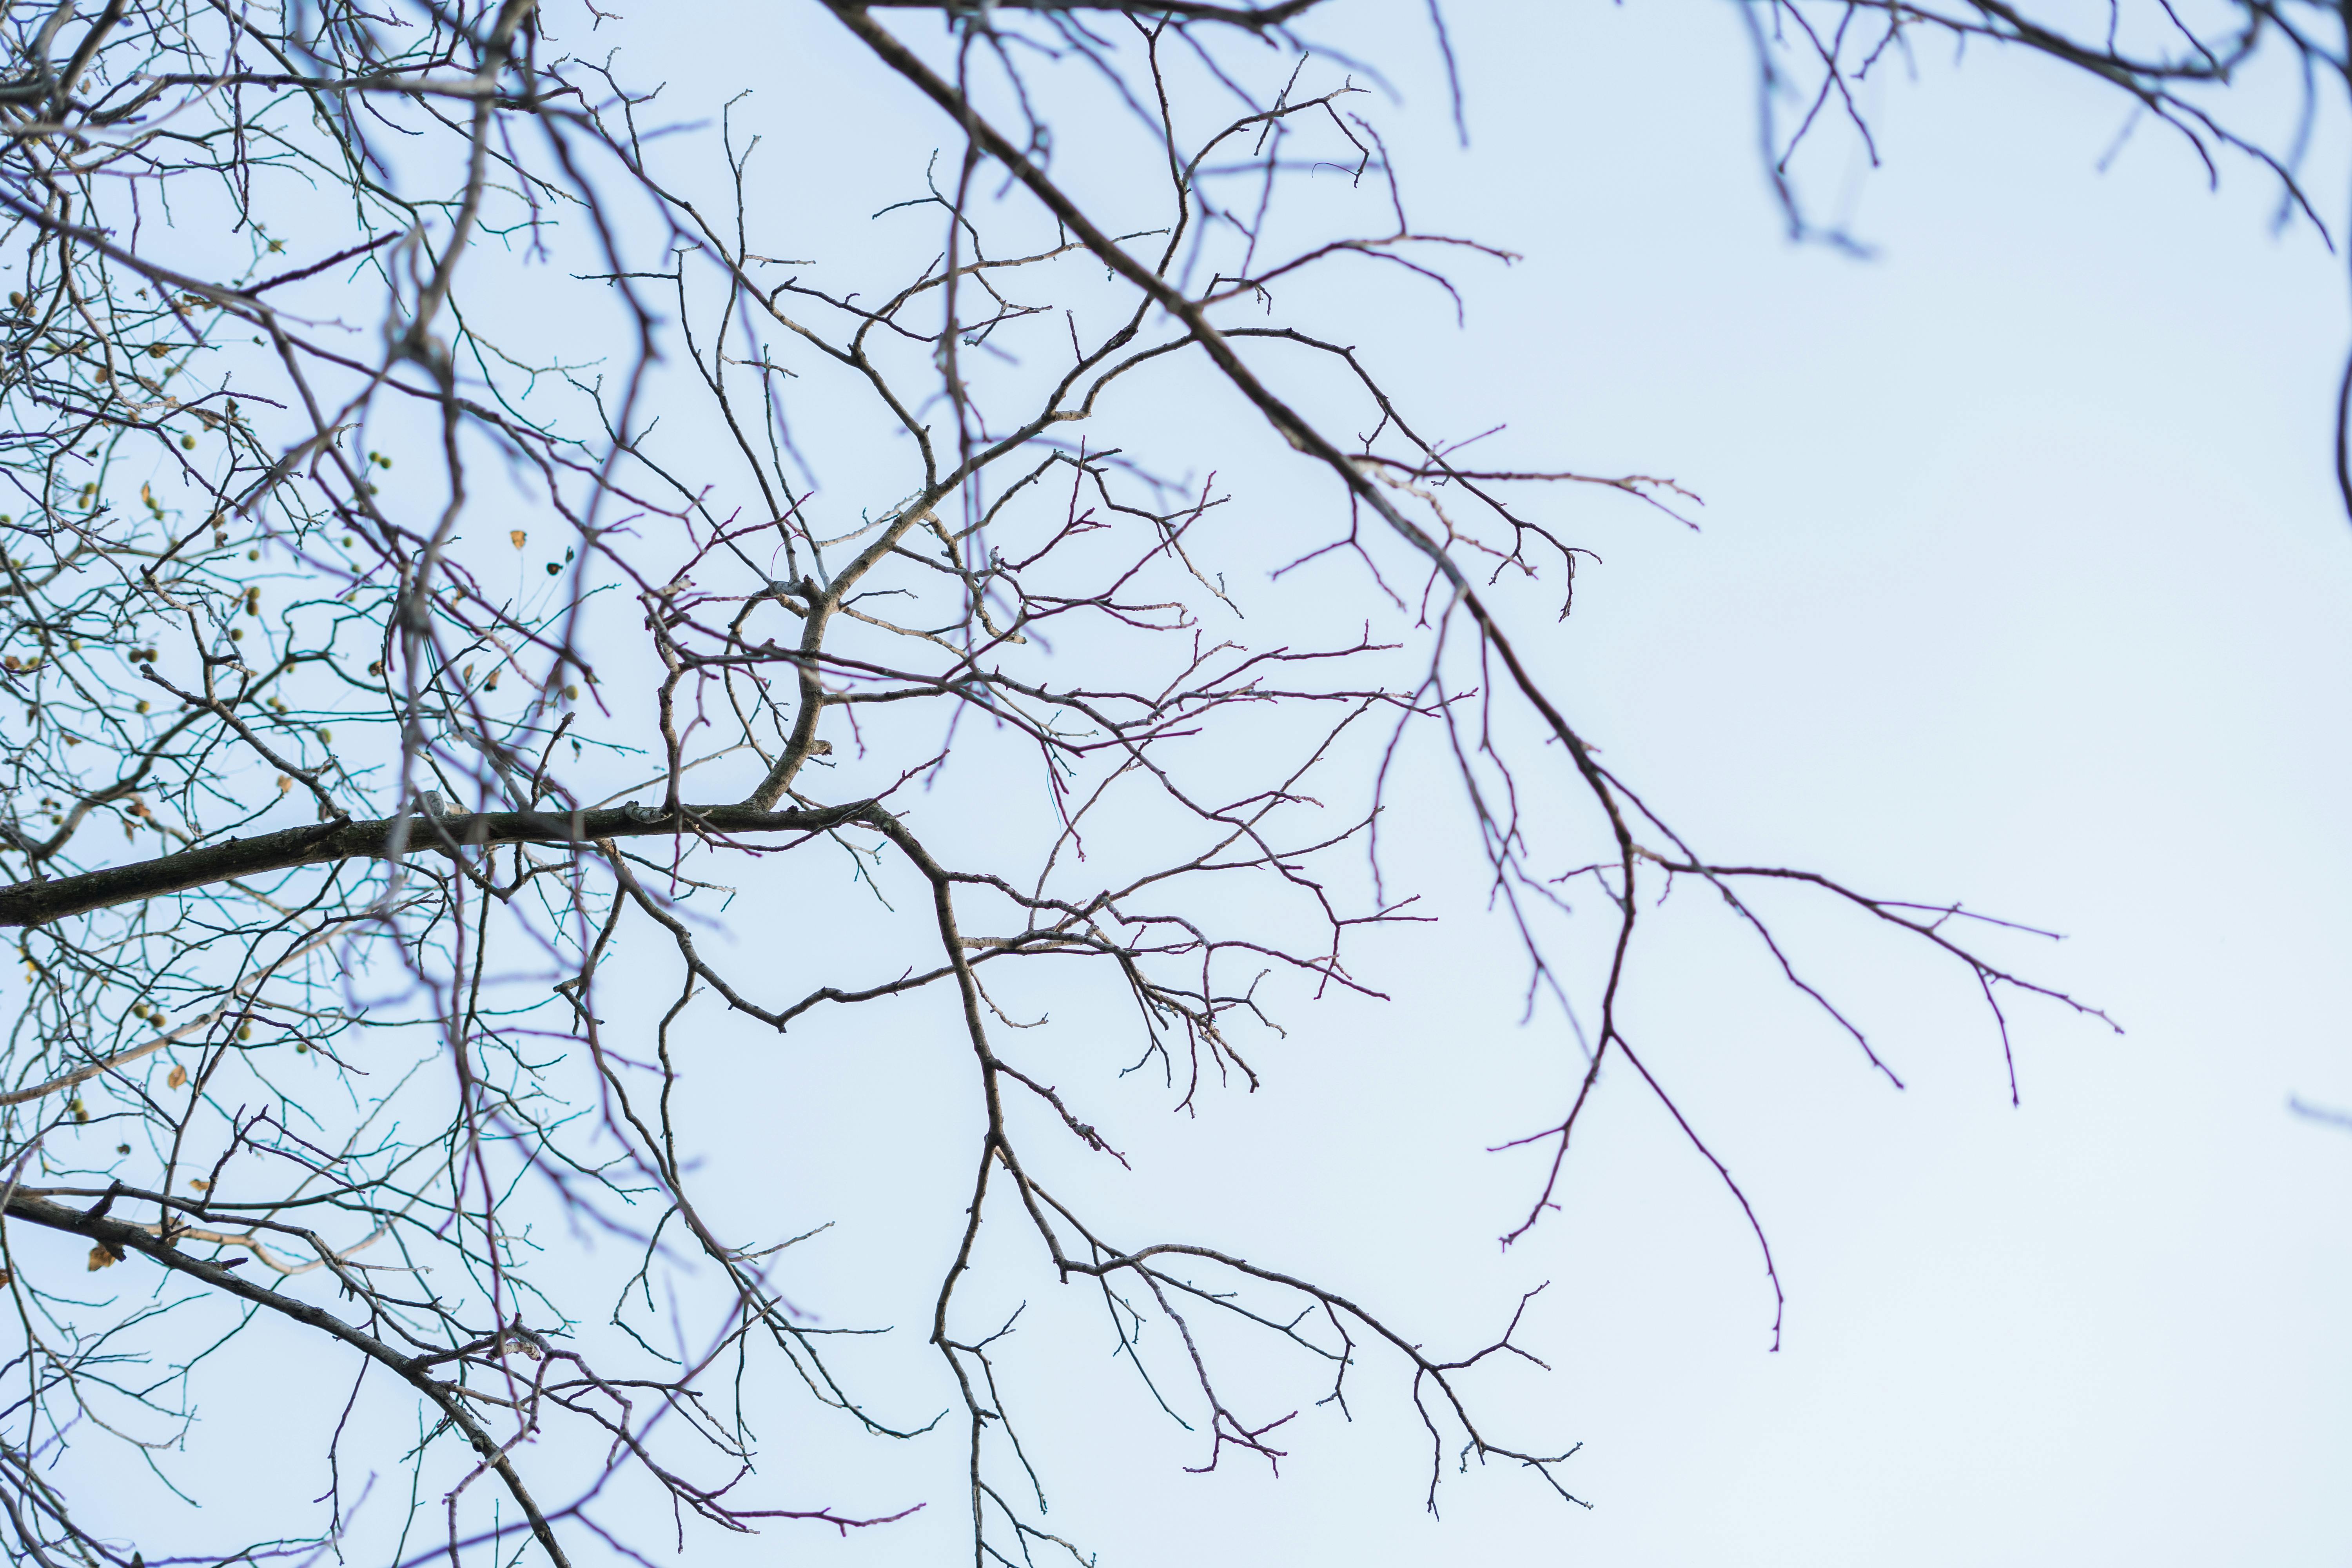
left=509, top=530, right=526, bottom=550
left=165, top=1065, right=187, bottom=1090
left=85, top=1243, right=123, bottom=1272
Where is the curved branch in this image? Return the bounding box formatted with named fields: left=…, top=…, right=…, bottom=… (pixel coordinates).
left=0, top=1188, right=573, bottom=1568
left=0, top=800, right=873, bottom=928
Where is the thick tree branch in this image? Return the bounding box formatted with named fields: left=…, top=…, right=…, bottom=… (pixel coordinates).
left=0, top=801, right=874, bottom=928
left=0, top=1188, right=573, bottom=1568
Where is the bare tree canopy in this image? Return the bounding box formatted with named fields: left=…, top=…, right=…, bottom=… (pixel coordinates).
left=0, top=3, right=2332, bottom=1566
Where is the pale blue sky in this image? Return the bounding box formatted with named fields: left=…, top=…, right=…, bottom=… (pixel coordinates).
left=561, top=6, right=2352, bottom=1563
left=56, top=6, right=2349, bottom=1564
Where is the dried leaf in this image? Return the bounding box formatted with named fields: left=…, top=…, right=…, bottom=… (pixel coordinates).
left=165, top=1064, right=187, bottom=1090
left=509, top=530, right=526, bottom=550
left=85, top=1243, right=122, bottom=1271
left=188, top=1178, right=210, bottom=1193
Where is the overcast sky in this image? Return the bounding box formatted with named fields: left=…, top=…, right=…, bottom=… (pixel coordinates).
left=67, top=6, right=2347, bottom=1564
left=519, top=6, right=2352, bottom=1565
left=1334, top=10, right=2352, bottom=1563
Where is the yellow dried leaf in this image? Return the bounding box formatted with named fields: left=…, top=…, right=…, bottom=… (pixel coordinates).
left=165, top=1065, right=187, bottom=1090
left=509, top=530, right=526, bottom=550
left=188, top=1178, right=210, bottom=1193
left=85, top=1244, right=122, bottom=1271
